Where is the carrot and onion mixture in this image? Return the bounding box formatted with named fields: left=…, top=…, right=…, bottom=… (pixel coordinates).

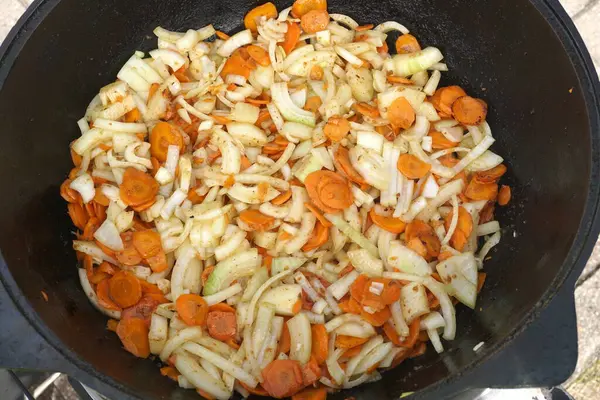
left=63, top=1, right=508, bottom=399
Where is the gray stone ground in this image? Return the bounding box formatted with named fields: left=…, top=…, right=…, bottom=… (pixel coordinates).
left=0, top=0, right=599, bottom=399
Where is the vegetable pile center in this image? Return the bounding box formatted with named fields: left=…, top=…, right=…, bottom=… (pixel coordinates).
left=61, top=0, right=510, bottom=399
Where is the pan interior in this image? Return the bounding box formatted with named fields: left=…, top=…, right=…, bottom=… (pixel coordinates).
left=0, top=0, right=593, bottom=398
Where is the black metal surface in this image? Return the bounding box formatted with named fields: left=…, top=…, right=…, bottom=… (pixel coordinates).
left=0, top=0, right=599, bottom=399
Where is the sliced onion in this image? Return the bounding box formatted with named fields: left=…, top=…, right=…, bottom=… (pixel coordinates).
left=69, top=173, right=95, bottom=203
left=287, top=312, right=312, bottom=365
left=93, top=219, right=124, bottom=251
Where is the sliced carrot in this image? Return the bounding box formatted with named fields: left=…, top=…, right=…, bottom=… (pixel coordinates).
left=207, top=310, right=237, bottom=341
left=123, top=108, right=141, bottom=123
left=160, top=366, right=179, bottom=382
left=405, top=220, right=434, bottom=242
left=353, top=102, right=380, bottom=118
left=310, top=65, right=324, bottom=80
left=107, top=319, right=119, bottom=332
left=333, top=145, right=366, bottom=186
left=176, top=294, right=209, bottom=326
left=148, top=83, right=160, bottom=101
left=208, top=303, right=235, bottom=313
left=292, top=298, right=303, bottom=314
left=215, top=30, right=230, bottom=40
left=244, top=2, right=278, bottom=32
left=377, top=40, right=389, bottom=55
left=302, top=221, right=329, bottom=252
left=305, top=202, right=332, bottom=228
left=281, top=22, right=302, bottom=55
left=369, top=208, right=406, bottom=233
left=60, top=178, right=81, bottom=203
left=475, top=164, right=507, bottom=183
left=70, top=146, right=82, bottom=167
left=239, top=381, right=269, bottom=397
left=97, top=261, right=117, bottom=276
left=292, top=386, right=327, bottom=400
left=399, top=318, right=420, bottom=348
left=430, top=86, right=467, bottom=116
left=338, top=295, right=362, bottom=314
left=383, top=321, right=402, bottom=346
left=132, top=230, right=162, bottom=258
left=305, top=170, right=353, bottom=213
left=452, top=96, right=488, bottom=125
left=465, top=180, right=499, bottom=201
left=119, top=168, right=159, bottom=207
left=397, top=154, right=431, bottom=179
left=350, top=274, right=369, bottom=303
left=407, top=237, right=428, bottom=258
left=421, top=233, right=441, bottom=260
left=335, top=335, right=369, bottom=349
left=311, top=324, right=329, bottom=365
left=388, top=97, right=415, bottom=129
left=498, top=185, right=511, bottom=206
left=342, top=345, right=363, bottom=358
left=395, top=34, right=421, bottom=54
left=262, top=359, right=304, bottom=398
left=301, top=356, right=322, bottom=386
left=139, top=280, right=164, bottom=295
left=301, top=10, right=330, bottom=34
left=430, top=131, right=457, bottom=149
left=239, top=209, right=275, bottom=231
left=355, top=24, right=374, bottom=31
left=150, top=121, right=184, bottom=162
left=68, top=203, right=88, bottom=230
left=247, top=44, right=271, bottom=67
left=361, top=305, right=391, bottom=327
left=220, top=49, right=255, bottom=79
left=278, top=321, right=292, bottom=354
left=271, top=189, right=292, bottom=205
left=116, top=317, right=150, bottom=358
left=115, top=232, right=143, bottom=266
left=108, top=271, right=143, bottom=308
left=292, top=0, right=327, bottom=17
left=477, top=272, right=487, bottom=293
left=323, top=115, right=350, bottom=142
left=387, top=75, right=414, bottom=85
left=96, top=279, right=122, bottom=311
left=304, top=95, right=322, bottom=113
left=82, top=217, right=102, bottom=241
left=122, top=294, right=168, bottom=327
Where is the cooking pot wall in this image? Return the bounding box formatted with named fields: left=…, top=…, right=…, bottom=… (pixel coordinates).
left=0, top=0, right=591, bottom=398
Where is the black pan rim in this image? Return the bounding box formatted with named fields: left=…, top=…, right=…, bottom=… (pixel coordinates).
left=0, top=0, right=599, bottom=398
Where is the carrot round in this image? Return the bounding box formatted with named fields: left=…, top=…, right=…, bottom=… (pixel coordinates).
left=244, top=2, right=278, bottom=32
left=350, top=274, right=369, bottom=303
left=335, top=335, right=368, bottom=349
left=430, top=131, right=457, bottom=149
left=96, top=279, right=122, bottom=311
left=281, top=22, right=302, bottom=55
left=272, top=189, right=292, bottom=205
left=404, top=220, right=434, bottom=242
left=150, top=122, right=184, bottom=162
left=302, top=221, right=329, bottom=252
left=207, top=310, right=237, bottom=341
left=116, top=232, right=143, bottom=266
left=116, top=317, right=150, bottom=358
left=108, top=271, right=142, bottom=308
left=323, top=115, right=350, bottom=142
left=292, top=386, right=327, bottom=400
left=333, top=146, right=366, bottom=186
left=395, top=34, right=421, bottom=54
left=305, top=170, right=353, bottom=213
left=261, top=359, right=305, bottom=399
left=421, top=233, right=441, bottom=260
left=369, top=208, right=406, bottom=233
left=465, top=180, right=498, bottom=201
left=123, top=108, right=141, bottom=123
left=292, top=0, right=327, bottom=17
left=239, top=209, right=275, bottom=231
left=338, top=295, right=362, bottom=314
left=310, top=324, right=329, bottom=365
left=304, top=202, right=332, bottom=228
left=498, top=185, right=511, bottom=206
left=247, top=45, right=271, bottom=67
left=301, top=10, right=330, bottom=34
left=304, top=95, right=322, bottom=113
left=221, top=50, right=255, bottom=79
left=176, top=294, right=209, bottom=326
left=388, top=97, right=415, bottom=129
left=397, top=154, right=431, bottom=179
left=132, top=229, right=162, bottom=258
left=475, top=164, right=507, bottom=183
left=430, top=86, right=467, bottom=116
left=119, top=167, right=159, bottom=207
left=68, top=203, right=88, bottom=230
left=122, top=294, right=168, bottom=327
left=452, top=96, right=488, bottom=125
left=399, top=317, right=420, bottom=349
left=407, top=237, right=428, bottom=258
left=353, top=102, right=380, bottom=118
left=301, top=357, right=322, bottom=386
left=70, top=146, right=82, bottom=167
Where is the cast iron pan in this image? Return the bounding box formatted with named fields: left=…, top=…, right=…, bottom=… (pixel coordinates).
left=0, top=0, right=599, bottom=399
